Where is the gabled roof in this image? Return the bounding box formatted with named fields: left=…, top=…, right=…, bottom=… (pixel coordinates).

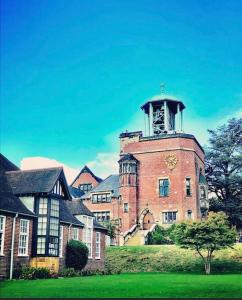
left=59, top=200, right=84, bottom=227
left=0, top=172, right=35, bottom=217
left=71, top=165, right=103, bottom=186
left=6, top=168, right=71, bottom=198
left=66, top=199, right=94, bottom=217
left=118, top=153, right=138, bottom=163
left=68, top=186, right=85, bottom=199
left=81, top=174, right=119, bottom=199
left=0, top=153, right=19, bottom=173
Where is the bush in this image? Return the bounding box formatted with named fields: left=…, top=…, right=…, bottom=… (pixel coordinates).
left=65, top=240, right=89, bottom=271
left=59, top=268, right=80, bottom=277
left=18, top=267, right=51, bottom=280
left=147, top=225, right=175, bottom=245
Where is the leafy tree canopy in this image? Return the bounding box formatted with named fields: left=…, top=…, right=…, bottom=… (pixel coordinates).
left=205, top=117, right=242, bottom=228
left=173, top=212, right=236, bottom=274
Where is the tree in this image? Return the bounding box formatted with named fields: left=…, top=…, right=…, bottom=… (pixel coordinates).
left=65, top=240, right=89, bottom=271
left=205, top=118, right=242, bottom=228
left=173, top=212, right=236, bottom=275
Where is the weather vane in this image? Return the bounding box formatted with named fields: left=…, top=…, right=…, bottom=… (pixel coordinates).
left=160, top=83, right=165, bottom=94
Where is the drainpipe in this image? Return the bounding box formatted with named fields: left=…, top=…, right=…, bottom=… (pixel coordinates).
left=68, top=224, right=72, bottom=241
left=10, top=213, right=18, bottom=280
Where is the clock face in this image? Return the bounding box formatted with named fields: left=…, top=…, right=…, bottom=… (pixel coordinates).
left=165, top=154, right=178, bottom=170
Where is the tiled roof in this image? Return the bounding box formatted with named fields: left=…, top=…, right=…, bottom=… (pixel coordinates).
left=0, top=153, right=19, bottom=173
left=118, top=153, right=138, bottom=163
left=6, top=168, right=64, bottom=195
left=65, top=199, right=94, bottom=217
left=71, top=165, right=103, bottom=186
left=59, top=200, right=84, bottom=227
left=81, top=174, right=119, bottom=199
left=68, top=186, right=85, bottom=198
left=0, top=172, right=35, bottom=217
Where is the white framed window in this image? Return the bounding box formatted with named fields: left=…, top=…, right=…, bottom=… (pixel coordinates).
left=80, top=215, right=93, bottom=258
left=18, top=219, right=29, bottom=256
left=162, top=211, right=177, bottom=224
left=59, top=225, right=64, bottom=257
left=50, top=199, right=59, bottom=217
left=72, top=228, right=79, bottom=240
left=0, top=215, right=6, bottom=255
left=95, top=232, right=101, bottom=259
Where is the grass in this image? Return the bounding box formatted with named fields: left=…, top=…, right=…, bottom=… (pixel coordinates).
left=0, top=273, right=241, bottom=298
left=105, top=244, right=242, bottom=274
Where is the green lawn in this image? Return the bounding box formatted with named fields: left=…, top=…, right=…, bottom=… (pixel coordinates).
left=0, top=273, right=241, bottom=298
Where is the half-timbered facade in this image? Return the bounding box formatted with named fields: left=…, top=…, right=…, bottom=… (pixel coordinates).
left=0, top=154, right=107, bottom=279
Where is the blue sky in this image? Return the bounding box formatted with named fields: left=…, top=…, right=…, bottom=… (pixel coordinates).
left=1, top=0, right=242, bottom=177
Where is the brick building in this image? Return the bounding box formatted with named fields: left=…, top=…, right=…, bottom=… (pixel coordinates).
left=0, top=154, right=107, bottom=279
left=79, top=93, right=209, bottom=245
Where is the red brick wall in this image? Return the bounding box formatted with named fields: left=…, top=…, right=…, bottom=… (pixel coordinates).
left=121, top=136, right=205, bottom=225
left=59, top=225, right=106, bottom=272
left=85, top=229, right=106, bottom=271
left=72, top=172, right=100, bottom=189
left=0, top=214, right=33, bottom=279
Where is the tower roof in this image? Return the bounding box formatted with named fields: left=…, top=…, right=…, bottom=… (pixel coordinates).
left=141, top=93, right=185, bottom=114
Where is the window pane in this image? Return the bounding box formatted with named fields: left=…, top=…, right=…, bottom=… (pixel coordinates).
left=50, top=199, right=59, bottom=217
left=39, top=198, right=48, bottom=214
left=37, top=237, right=46, bottom=254
left=37, top=217, right=47, bottom=235
left=49, top=218, right=59, bottom=236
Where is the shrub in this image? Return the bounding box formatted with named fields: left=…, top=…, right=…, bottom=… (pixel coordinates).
left=59, top=268, right=80, bottom=277
left=65, top=240, right=89, bottom=271
left=19, top=267, right=51, bottom=280
left=147, top=225, right=175, bottom=245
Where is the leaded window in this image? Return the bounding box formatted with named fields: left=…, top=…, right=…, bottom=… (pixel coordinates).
left=49, top=218, right=59, bottom=236
left=0, top=215, right=6, bottom=255
left=18, top=219, right=29, bottom=256
left=50, top=199, right=59, bottom=217
left=39, top=198, right=48, bottom=214
left=37, top=237, right=46, bottom=254
left=37, top=217, right=47, bottom=235
left=159, top=179, right=169, bottom=196
left=49, top=237, right=58, bottom=256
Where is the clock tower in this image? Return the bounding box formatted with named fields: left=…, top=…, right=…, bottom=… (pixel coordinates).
left=119, top=89, right=208, bottom=245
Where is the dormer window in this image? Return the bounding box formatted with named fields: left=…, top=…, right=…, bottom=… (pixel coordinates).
left=79, top=183, right=92, bottom=192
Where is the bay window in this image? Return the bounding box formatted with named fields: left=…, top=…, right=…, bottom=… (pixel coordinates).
left=80, top=215, right=93, bottom=258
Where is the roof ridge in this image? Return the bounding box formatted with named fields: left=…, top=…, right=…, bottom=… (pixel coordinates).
left=6, top=166, right=63, bottom=173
